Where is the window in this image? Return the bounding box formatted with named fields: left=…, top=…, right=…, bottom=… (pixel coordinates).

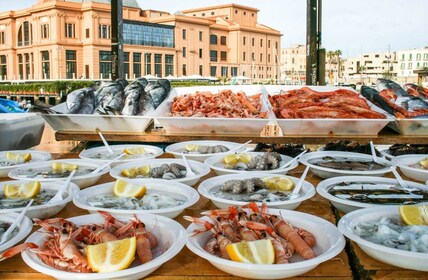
left=98, top=24, right=111, bottom=39
left=41, top=24, right=49, bottom=39
left=86, top=29, right=90, bottom=38
left=65, top=50, right=77, bottom=79
left=417, top=53, right=422, bottom=61
left=210, top=66, right=217, bottom=77
left=252, top=38, right=255, bottom=46
left=268, top=40, right=270, bottom=48
left=154, top=54, right=162, bottom=77
left=145, top=53, right=151, bottom=75
left=243, top=37, right=246, bottom=45
left=99, top=51, right=112, bottom=79
left=220, top=36, right=226, bottom=45
left=260, top=53, right=263, bottom=62
left=182, top=64, right=186, bottom=76
left=243, top=52, right=246, bottom=61
left=199, top=31, right=203, bottom=41
left=199, top=65, right=203, bottom=76
left=24, top=53, right=31, bottom=80
left=251, top=52, right=255, bottom=61
left=408, top=62, right=412, bottom=69
left=409, top=54, right=413, bottom=60
left=275, top=41, right=278, bottom=50
left=65, top=23, right=75, bottom=38
left=199, top=48, right=203, bottom=59
left=0, top=32, right=4, bottom=45
left=401, top=54, right=405, bottom=61
left=220, top=51, right=227, bottom=61
left=210, top=34, right=217, bottom=45
left=182, top=29, right=186, bottom=40
left=165, top=54, right=173, bottom=76
left=133, top=53, right=141, bottom=77
left=424, top=54, right=428, bottom=61
left=221, top=66, right=228, bottom=77
left=268, top=54, right=271, bottom=63
left=182, top=47, right=186, bottom=58
left=210, top=50, right=218, bottom=62
left=231, top=67, right=237, bottom=77
left=124, top=52, right=130, bottom=78
left=17, top=21, right=32, bottom=46
left=260, top=39, right=263, bottom=47
left=41, top=51, right=50, bottom=79
left=123, top=22, right=174, bottom=48
left=0, top=55, right=6, bottom=80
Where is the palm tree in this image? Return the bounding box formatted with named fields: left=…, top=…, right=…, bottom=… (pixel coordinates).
left=358, top=65, right=366, bottom=84
left=327, top=51, right=334, bottom=84
left=334, top=50, right=342, bottom=81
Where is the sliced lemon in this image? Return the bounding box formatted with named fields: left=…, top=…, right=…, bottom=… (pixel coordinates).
left=137, top=165, right=150, bottom=176
left=399, top=205, right=428, bottom=225
left=51, top=162, right=78, bottom=172
left=238, top=153, right=252, bottom=164
left=226, top=239, right=275, bottom=264
left=113, top=179, right=146, bottom=198
left=224, top=154, right=239, bottom=165
left=419, top=157, right=428, bottom=168
left=4, top=181, right=41, bottom=198
left=6, top=152, right=32, bottom=162
left=87, top=236, right=136, bottom=273
left=185, top=144, right=200, bottom=152
left=275, top=177, right=295, bottom=191
left=123, top=147, right=145, bottom=155
left=121, top=168, right=138, bottom=178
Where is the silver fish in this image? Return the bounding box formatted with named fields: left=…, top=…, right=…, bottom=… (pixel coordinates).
left=95, top=78, right=128, bottom=114
left=144, top=79, right=171, bottom=108
left=66, top=87, right=95, bottom=114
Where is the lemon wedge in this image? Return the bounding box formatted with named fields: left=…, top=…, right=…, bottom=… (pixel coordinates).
left=262, top=176, right=294, bottom=191
left=6, top=152, right=32, bottom=162
left=87, top=236, right=136, bottom=273
left=399, top=205, right=428, bottom=225
left=113, top=179, right=147, bottom=198
left=238, top=153, right=252, bottom=164
left=419, top=157, right=428, bottom=168
left=121, top=168, right=138, bottom=178
left=185, top=144, right=200, bottom=152
left=123, top=147, right=145, bottom=155
left=224, top=154, right=240, bottom=165
left=226, top=239, right=275, bottom=264
left=137, top=165, right=150, bottom=176
left=4, top=181, right=41, bottom=198
left=51, top=162, right=78, bottom=172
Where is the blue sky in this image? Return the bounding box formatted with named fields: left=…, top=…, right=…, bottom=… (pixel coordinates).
left=3, top=0, right=428, bottom=57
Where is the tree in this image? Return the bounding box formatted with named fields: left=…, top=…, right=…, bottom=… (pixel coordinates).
left=334, top=50, right=343, bottom=80
left=358, top=65, right=366, bottom=84
left=327, top=51, right=334, bottom=84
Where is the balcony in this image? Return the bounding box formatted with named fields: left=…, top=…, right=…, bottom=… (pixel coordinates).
left=17, top=40, right=32, bottom=47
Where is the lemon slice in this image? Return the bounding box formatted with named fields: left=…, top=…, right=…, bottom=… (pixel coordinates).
left=185, top=144, right=200, bottom=152
left=137, top=165, right=150, bottom=176
left=4, top=181, right=41, bottom=198
left=87, top=236, right=136, bottom=273
left=6, top=152, right=32, bottom=162
left=238, top=153, right=252, bottom=164
left=224, top=154, right=239, bottom=165
left=419, top=157, right=428, bottom=168
left=399, top=205, right=428, bottom=225
left=121, top=168, right=138, bottom=178
left=123, top=147, right=145, bottom=155
left=51, top=162, right=78, bottom=172
left=113, top=179, right=146, bottom=198
left=226, top=239, right=275, bottom=264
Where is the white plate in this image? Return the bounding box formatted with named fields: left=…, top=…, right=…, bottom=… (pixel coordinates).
left=300, top=151, right=392, bottom=179
left=186, top=208, right=345, bottom=279
left=0, top=180, right=79, bottom=219
left=0, top=150, right=51, bottom=178
left=0, top=212, right=33, bottom=255
left=73, top=179, right=199, bottom=219
left=198, top=172, right=315, bottom=210
left=22, top=213, right=187, bottom=280
left=317, top=176, right=428, bottom=213
left=393, top=154, right=428, bottom=182
left=204, top=152, right=298, bottom=176
left=165, top=140, right=246, bottom=162
left=8, top=159, right=110, bottom=189
left=110, top=158, right=211, bottom=187
left=79, top=144, right=164, bottom=167
left=338, top=206, right=428, bottom=271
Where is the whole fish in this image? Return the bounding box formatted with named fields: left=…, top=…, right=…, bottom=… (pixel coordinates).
left=137, top=90, right=155, bottom=116
left=95, top=78, right=128, bottom=114
left=122, top=83, right=144, bottom=116
left=144, top=79, right=171, bottom=108
left=376, top=78, right=426, bottom=110
left=66, top=87, right=95, bottom=114
left=404, top=83, right=428, bottom=102
left=360, top=86, right=396, bottom=116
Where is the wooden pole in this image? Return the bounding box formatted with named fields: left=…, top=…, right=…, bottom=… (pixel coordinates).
left=111, top=0, right=124, bottom=80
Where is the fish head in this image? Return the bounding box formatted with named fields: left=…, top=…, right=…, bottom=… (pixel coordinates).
left=134, top=77, right=148, bottom=88
left=66, top=88, right=86, bottom=111
left=157, top=79, right=171, bottom=92
left=376, top=78, right=407, bottom=96
left=360, top=86, right=379, bottom=101
left=115, top=78, right=129, bottom=89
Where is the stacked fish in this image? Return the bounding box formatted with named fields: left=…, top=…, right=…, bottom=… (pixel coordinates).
left=361, top=79, right=428, bottom=118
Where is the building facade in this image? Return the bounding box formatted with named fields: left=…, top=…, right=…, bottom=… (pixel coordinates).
left=395, top=47, right=428, bottom=83
left=0, top=0, right=281, bottom=81
left=279, top=44, right=306, bottom=84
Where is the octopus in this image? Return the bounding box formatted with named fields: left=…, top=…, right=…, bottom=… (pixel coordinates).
left=195, top=145, right=229, bottom=154
left=229, top=152, right=282, bottom=171
left=221, top=178, right=266, bottom=194
left=150, top=163, right=187, bottom=179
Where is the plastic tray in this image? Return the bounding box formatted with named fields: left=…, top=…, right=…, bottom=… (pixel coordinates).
left=153, top=85, right=273, bottom=135
left=0, top=113, right=45, bottom=150
left=264, top=85, right=393, bottom=136
left=388, top=119, right=428, bottom=135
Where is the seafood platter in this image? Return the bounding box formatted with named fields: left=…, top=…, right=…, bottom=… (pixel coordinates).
left=204, top=151, right=298, bottom=176
left=0, top=150, right=51, bottom=178
left=392, top=154, right=428, bottom=182
left=0, top=180, right=79, bottom=219
left=110, top=158, right=211, bottom=186
left=73, top=179, right=200, bottom=218
left=20, top=213, right=187, bottom=280
left=339, top=205, right=428, bottom=271
left=197, top=172, right=315, bottom=210
left=8, top=159, right=110, bottom=188
left=165, top=140, right=247, bottom=162
left=361, top=79, right=428, bottom=135
left=253, top=143, right=309, bottom=158
left=186, top=204, right=345, bottom=279
left=38, top=78, right=171, bottom=133
left=317, top=176, right=428, bottom=213
left=300, top=151, right=392, bottom=179
left=153, top=85, right=273, bottom=135
left=318, top=140, right=382, bottom=156
left=0, top=212, right=33, bottom=257
left=79, top=144, right=164, bottom=166
left=264, top=85, right=392, bottom=136
left=380, top=144, right=428, bottom=159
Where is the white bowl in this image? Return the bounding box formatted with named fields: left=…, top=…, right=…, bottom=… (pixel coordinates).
left=110, top=158, right=211, bottom=187
left=79, top=144, right=164, bottom=167
left=73, top=179, right=199, bottom=219
left=0, top=212, right=33, bottom=254
left=300, top=151, right=392, bottom=179
left=22, top=213, right=187, bottom=280
left=393, top=154, right=428, bottom=182
left=198, top=172, right=315, bottom=210
left=165, top=140, right=246, bottom=162
left=0, top=180, right=79, bottom=219
left=317, top=176, right=428, bottom=213
left=8, top=159, right=110, bottom=189
left=204, top=152, right=298, bottom=176
left=186, top=208, right=345, bottom=279
left=0, top=150, right=51, bottom=178
left=338, top=206, right=428, bottom=271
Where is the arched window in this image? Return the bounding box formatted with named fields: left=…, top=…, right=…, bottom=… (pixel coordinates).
left=17, top=21, right=32, bottom=46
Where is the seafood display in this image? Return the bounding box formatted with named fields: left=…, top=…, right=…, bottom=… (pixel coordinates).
left=361, top=79, right=428, bottom=118
left=0, top=189, right=56, bottom=209
left=268, top=87, right=386, bottom=119
left=386, top=144, right=428, bottom=157
left=308, top=157, right=387, bottom=171
left=0, top=222, right=18, bottom=243
left=322, top=141, right=381, bottom=156
left=185, top=202, right=317, bottom=263
left=254, top=143, right=309, bottom=158
left=354, top=217, right=428, bottom=253
left=170, top=90, right=268, bottom=118
left=223, top=152, right=282, bottom=171
left=185, top=144, right=230, bottom=154
left=121, top=163, right=187, bottom=179
left=87, top=192, right=186, bottom=210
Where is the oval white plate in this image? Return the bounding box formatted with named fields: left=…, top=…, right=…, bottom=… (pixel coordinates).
left=0, top=150, right=51, bottom=178
left=198, top=172, right=315, bottom=210
left=204, top=152, right=298, bottom=176
left=73, top=179, right=199, bottom=219
left=392, top=154, right=428, bottom=182
left=110, top=158, right=211, bottom=186
left=0, top=212, right=33, bottom=254
left=338, top=206, right=428, bottom=271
